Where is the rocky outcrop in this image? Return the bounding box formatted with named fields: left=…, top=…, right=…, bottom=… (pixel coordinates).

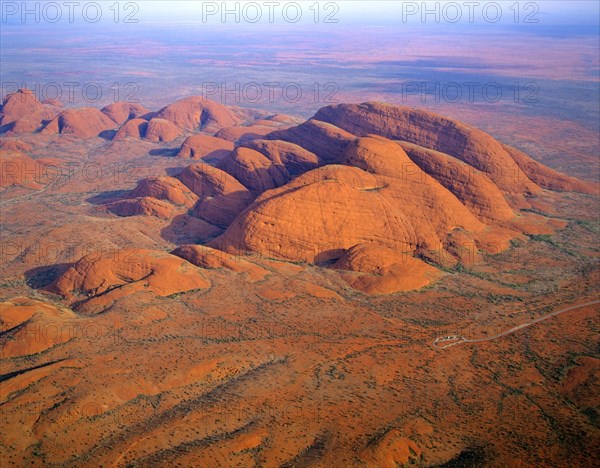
left=47, top=248, right=210, bottom=304
left=101, top=102, right=151, bottom=124
left=176, top=163, right=254, bottom=227
left=144, top=118, right=182, bottom=142
left=218, top=147, right=288, bottom=194
left=177, top=134, right=234, bottom=161
left=42, top=107, right=117, bottom=138
left=155, top=96, right=241, bottom=132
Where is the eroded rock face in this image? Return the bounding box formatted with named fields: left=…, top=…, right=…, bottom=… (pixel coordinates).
left=176, top=163, right=255, bottom=227
left=314, top=102, right=544, bottom=195
left=155, top=96, right=241, bottom=132
left=129, top=176, right=199, bottom=208
left=113, top=118, right=148, bottom=140
left=47, top=249, right=210, bottom=305
left=218, top=147, right=288, bottom=194
left=106, top=197, right=180, bottom=220
left=214, top=125, right=276, bottom=143
left=42, top=107, right=117, bottom=138
left=331, top=243, right=441, bottom=294
left=172, top=245, right=269, bottom=281
left=0, top=89, right=60, bottom=133
left=8, top=91, right=592, bottom=296
left=397, top=140, right=515, bottom=224
left=502, top=144, right=597, bottom=195
left=267, top=118, right=355, bottom=163
left=240, top=139, right=320, bottom=177
left=144, top=118, right=182, bottom=142
left=208, top=157, right=511, bottom=266
left=177, top=134, right=234, bottom=161
left=101, top=102, right=151, bottom=125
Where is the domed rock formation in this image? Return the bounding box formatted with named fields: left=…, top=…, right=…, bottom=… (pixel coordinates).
left=0, top=89, right=59, bottom=133
left=47, top=248, right=210, bottom=307
left=113, top=118, right=148, bottom=140
left=155, top=96, right=241, bottom=132
left=359, top=429, right=422, bottom=467
left=106, top=196, right=180, bottom=219
left=112, top=118, right=181, bottom=142
left=240, top=139, right=320, bottom=178
left=331, top=243, right=441, bottom=294
left=101, top=102, right=151, bottom=124
left=204, top=137, right=322, bottom=205
left=262, top=113, right=299, bottom=124
left=502, top=144, right=597, bottom=195
left=172, top=245, right=269, bottom=282
left=102, top=164, right=254, bottom=228
left=176, top=163, right=254, bottom=227
left=19, top=115, right=55, bottom=133
left=209, top=164, right=396, bottom=262
left=105, top=176, right=199, bottom=220
left=9, top=97, right=590, bottom=297
left=314, top=102, right=544, bottom=197
left=1, top=89, right=50, bottom=124
left=129, top=176, right=199, bottom=208
left=42, top=98, right=63, bottom=107
left=214, top=124, right=276, bottom=143
left=208, top=159, right=510, bottom=264
left=396, top=140, right=515, bottom=223
left=177, top=134, right=234, bottom=161
left=144, top=118, right=182, bottom=142
left=251, top=114, right=299, bottom=128
left=41, top=107, right=117, bottom=138
left=0, top=297, right=77, bottom=358
left=218, top=146, right=288, bottom=194
left=338, top=134, right=414, bottom=178
left=267, top=118, right=355, bottom=163
left=161, top=213, right=224, bottom=245
left=253, top=119, right=288, bottom=128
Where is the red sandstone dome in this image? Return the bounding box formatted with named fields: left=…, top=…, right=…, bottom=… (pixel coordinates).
left=177, top=134, right=234, bottom=161
left=41, top=107, right=117, bottom=138
left=0, top=89, right=60, bottom=133
left=154, top=96, right=241, bottom=132
left=47, top=249, right=210, bottom=308
left=101, top=102, right=151, bottom=124
left=5, top=92, right=595, bottom=295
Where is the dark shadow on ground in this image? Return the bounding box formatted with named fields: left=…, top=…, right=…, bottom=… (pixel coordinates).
left=86, top=190, right=130, bottom=205
left=160, top=213, right=222, bottom=245
left=99, top=130, right=117, bottom=140
left=25, top=263, right=71, bottom=289
left=149, top=147, right=179, bottom=157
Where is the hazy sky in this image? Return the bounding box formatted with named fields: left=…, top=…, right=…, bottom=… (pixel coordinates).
left=2, top=1, right=599, bottom=27
left=137, top=1, right=600, bottom=25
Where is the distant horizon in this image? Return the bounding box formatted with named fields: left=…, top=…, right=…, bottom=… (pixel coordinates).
left=2, top=1, right=600, bottom=26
